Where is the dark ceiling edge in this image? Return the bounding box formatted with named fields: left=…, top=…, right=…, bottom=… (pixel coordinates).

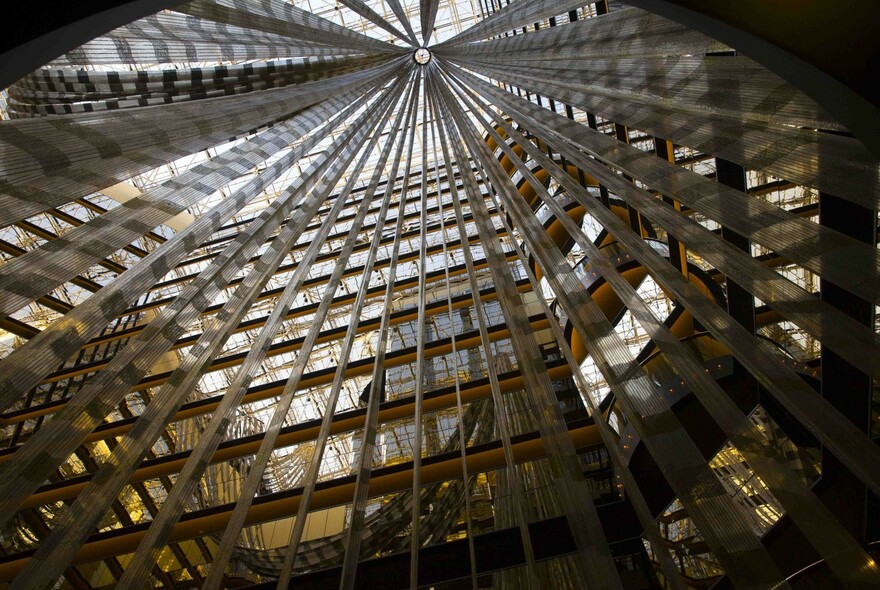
left=0, top=0, right=189, bottom=92
left=624, top=0, right=880, bottom=159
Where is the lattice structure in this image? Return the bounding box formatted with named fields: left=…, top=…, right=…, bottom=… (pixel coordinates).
left=0, top=1, right=878, bottom=589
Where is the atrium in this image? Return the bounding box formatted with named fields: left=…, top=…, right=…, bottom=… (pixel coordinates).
left=0, top=1, right=877, bottom=588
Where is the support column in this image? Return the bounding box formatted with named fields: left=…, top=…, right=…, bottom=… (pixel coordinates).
left=715, top=158, right=755, bottom=334
left=587, top=0, right=611, bottom=208
left=819, top=192, right=878, bottom=542
left=715, top=157, right=758, bottom=406
left=656, top=139, right=688, bottom=277
left=613, top=123, right=643, bottom=234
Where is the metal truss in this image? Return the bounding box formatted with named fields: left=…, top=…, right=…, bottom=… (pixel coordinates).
left=0, top=1, right=877, bottom=589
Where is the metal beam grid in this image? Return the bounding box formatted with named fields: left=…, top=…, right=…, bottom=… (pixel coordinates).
left=0, top=1, right=877, bottom=588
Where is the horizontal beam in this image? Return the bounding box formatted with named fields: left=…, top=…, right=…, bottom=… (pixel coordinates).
left=0, top=418, right=600, bottom=580
left=18, top=360, right=574, bottom=509
left=1, top=312, right=549, bottom=427
left=114, top=226, right=507, bottom=322
left=30, top=239, right=513, bottom=386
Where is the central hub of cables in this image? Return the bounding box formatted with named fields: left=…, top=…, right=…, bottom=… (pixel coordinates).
left=414, top=47, right=431, bottom=65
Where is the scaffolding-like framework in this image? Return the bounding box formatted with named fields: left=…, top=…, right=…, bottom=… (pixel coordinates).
left=0, top=1, right=877, bottom=589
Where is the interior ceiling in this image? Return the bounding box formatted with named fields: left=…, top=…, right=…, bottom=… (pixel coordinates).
left=0, top=1, right=877, bottom=589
